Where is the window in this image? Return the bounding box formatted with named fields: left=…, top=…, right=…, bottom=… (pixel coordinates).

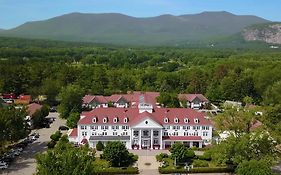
left=102, top=132, right=107, bottom=136
left=196, top=126, right=200, bottom=130
left=164, top=125, right=170, bottom=129
left=194, top=132, right=198, bottom=136
left=113, top=132, right=118, bottom=135
left=153, top=131, right=159, bottom=136
left=164, top=118, right=169, bottom=123
left=163, top=132, right=168, bottom=136
left=91, top=125, right=98, bottom=130
left=183, top=126, right=186, bottom=130
left=123, top=132, right=128, bottom=136
left=113, top=117, right=118, bottom=123
left=184, top=118, right=189, bottom=123
left=184, top=132, right=189, bottom=136
left=203, top=132, right=208, bottom=136
left=82, top=131, right=87, bottom=136
left=103, top=117, right=108, bottom=123
left=124, top=117, right=129, bottom=123
left=92, top=117, right=97, bottom=123
left=91, top=132, right=96, bottom=136
left=194, top=118, right=199, bottom=123
left=122, top=125, right=129, bottom=130
left=173, top=132, right=178, bottom=136
left=154, top=139, right=159, bottom=144
left=133, top=130, right=139, bottom=136
left=112, top=126, right=115, bottom=130
left=174, top=118, right=179, bottom=123
left=173, top=126, right=176, bottom=129
left=193, top=126, right=196, bottom=130
left=143, top=130, right=149, bottom=136
left=81, top=125, right=87, bottom=130
left=101, top=126, right=108, bottom=130
left=202, top=126, right=209, bottom=130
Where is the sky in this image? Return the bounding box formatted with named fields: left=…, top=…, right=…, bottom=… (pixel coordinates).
left=0, top=0, right=280, bottom=29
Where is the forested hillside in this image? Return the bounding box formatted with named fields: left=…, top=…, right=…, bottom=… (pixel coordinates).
left=1, top=36, right=281, bottom=107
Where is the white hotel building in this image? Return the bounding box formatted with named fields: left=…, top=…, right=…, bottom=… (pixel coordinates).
left=69, top=98, right=213, bottom=150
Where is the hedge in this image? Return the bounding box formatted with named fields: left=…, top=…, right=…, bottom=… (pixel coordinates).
left=93, top=167, right=139, bottom=174
left=159, top=166, right=235, bottom=174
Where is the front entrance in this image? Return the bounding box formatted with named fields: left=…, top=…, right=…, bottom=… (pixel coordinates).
left=142, top=139, right=150, bottom=149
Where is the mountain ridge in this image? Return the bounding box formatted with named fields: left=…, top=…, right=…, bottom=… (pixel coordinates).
left=0, top=11, right=270, bottom=46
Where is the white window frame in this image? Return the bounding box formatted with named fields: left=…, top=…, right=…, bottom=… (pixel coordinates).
left=124, top=117, right=129, bottom=123
left=174, top=118, right=179, bottom=123
left=92, top=117, right=97, bottom=123
left=184, top=118, right=189, bottom=123
left=113, top=117, right=118, bottom=123
left=103, top=117, right=108, bottom=123
left=164, top=118, right=169, bottom=123
left=194, top=118, right=199, bottom=123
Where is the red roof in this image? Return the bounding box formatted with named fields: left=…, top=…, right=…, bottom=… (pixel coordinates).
left=83, top=95, right=95, bottom=104
left=27, top=103, right=42, bottom=116
left=78, top=108, right=211, bottom=126
left=163, top=136, right=202, bottom=141
left=178, top=94, right=208, bottom=102
left=250, top=120, right=263, bottom=131
left=69, top=128, right=78, bottom=137
left=19, top=95, right=32, bottom=101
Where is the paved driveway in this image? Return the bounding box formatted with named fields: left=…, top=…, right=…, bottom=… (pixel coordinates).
left=1, top=112, right=65, bottom=175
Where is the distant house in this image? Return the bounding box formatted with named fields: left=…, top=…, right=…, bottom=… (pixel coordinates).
left=14, top=95, right=32, bottom=105
left=178, top=94, right=209, bottom=109
left=26, top=103, right=42, bottom=126
left=1, top=93, right=17, bottom=104
left=82, top=95, right=108, bottom=109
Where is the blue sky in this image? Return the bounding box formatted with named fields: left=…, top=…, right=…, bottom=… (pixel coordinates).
left=0, top=0, right=280, bottom=29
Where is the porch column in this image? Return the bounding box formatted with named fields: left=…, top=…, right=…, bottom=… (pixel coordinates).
left=150, top=129, right=153, bottom=149
left=139, top=129, right=142, bottom=149
left=189, top=141, right=193, bottom=148
left=160, top=129, right=163, bottom=149
left=130, top=128, right=134, bottom=149
left=163, top=140, right=165, bottom=149
left=199, top=141, right=203, bottom=148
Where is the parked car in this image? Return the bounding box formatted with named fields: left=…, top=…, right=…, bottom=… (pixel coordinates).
left=0, top=163, right=8, bottom=170
left=59, top=125, right=69, bottom=131
left=50, top=106, right=57, bottom=112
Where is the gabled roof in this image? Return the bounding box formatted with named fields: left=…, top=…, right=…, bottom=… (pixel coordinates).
left=83, top=95, right=108, bottom=104
left=78, top=107, right=211, bottom=126
left=27, top=103, right=42, bottom=116
left=69, top=128, right=78, bottom=137
left=83, top=95, right=95, bottom=104
left=178, top=94, right=208, bottom=102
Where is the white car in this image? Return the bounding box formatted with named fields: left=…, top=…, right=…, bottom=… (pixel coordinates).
left=0, top=161, right=8, bottom=169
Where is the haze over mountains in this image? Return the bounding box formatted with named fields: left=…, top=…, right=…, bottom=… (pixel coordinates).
left=0, top=11, right=274, bottom=46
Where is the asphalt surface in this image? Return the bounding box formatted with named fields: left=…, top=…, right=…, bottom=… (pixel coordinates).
left=0, top=112, right=65, bottom=175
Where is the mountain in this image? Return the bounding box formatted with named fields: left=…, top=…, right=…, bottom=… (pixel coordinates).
left=242, top=23, right=281, bottom=44
left=0, top=11, right=270, bottom=46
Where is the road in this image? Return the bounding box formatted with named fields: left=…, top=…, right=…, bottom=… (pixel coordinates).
left=0, top=112, right=65, bottom=175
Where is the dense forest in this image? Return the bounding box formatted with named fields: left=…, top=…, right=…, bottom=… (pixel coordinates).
left=1, top=36, right=281, bottom=107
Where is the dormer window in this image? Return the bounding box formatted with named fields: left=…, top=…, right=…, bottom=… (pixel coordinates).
left=113, top=117, right=118, bottom=123
left=124, top=117, right=129, bottom=123
left=164, top=118, right=169, bottom=123
left=194, top=118, right=199, bottom=123
left=174, top=118, right=179, bottom=123
left=92, top=117, right=97, bottom=123
left=103, top=117, right=108, bottom=123
left=184, top=118, right=189, bottom=123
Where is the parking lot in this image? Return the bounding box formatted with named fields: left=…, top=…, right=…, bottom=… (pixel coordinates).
left=0, top=112, right=65, bottom=175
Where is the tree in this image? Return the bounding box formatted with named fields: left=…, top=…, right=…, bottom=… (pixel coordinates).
left=96, top=141, right=104, bottom=151
left=36, top=138, right=95, bottom=175
left=170, top=142, right=195, bottom=164
left=58, top=84, right=84, bottom=119
left=66, top=112, right=80, bottom=128
left=0, top=107, right=28, bottom=153
left=32, top=105, right=49, bottom=128
left=157, top=92, right=180, bottom=108
left=102, top=141, right=132, bottom=167
left=236, top=159, right=274, bottom=175
left=214, top=107, right=255, bottom=137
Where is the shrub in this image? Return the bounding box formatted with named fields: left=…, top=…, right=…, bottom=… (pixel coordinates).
left=156, top=153, right=169, bottom=162
left=197, top=150, right=212, bottom=161
left=50, top=131, right=62, bottom=142
left=159, top=166, right=235, bottom=174
left=96, top=141, right=105, bottom=151
left=93, top=167, right=139, bottom=174
left=128, top=153, right=138, bottom=162
left=192, top=160, right=209, bottom=167
left=47, top=140, right=56, bottom=149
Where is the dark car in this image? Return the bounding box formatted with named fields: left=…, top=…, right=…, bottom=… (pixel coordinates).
left=59, top=125, right=69, bottom=131
left=50, top=106, right=57, bottom=112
